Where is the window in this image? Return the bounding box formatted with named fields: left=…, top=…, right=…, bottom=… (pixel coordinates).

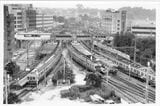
left=17, top=12, right=22, bottom=15
left=117, top=20, right=120, bottom=22
left=117, top=28, right=120, bottom=30
left=17, top=21, right=22, bottom=24
left=117, top=24, right=120, bottom=26
left=17, top=17, right=22, bottom=19
left=33, top=77, right=35, bottom=80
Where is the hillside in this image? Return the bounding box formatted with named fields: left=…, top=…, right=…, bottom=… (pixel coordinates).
left=119, top=7, right=156, bottom=21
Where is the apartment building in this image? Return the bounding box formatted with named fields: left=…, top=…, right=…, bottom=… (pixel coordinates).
left=7, top=4, right=36, bottom=31
left=101, top=9, right=127, bottom=34
left=36, top=14, right=54, bottom=30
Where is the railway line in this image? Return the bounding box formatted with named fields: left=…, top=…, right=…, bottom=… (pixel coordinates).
left=69, top=41, right=155, bottom=103
left=107, top=76, right=155, bottom=102
left=11, top=41, right=61, bottom=86
left=16, top=50, right=64, bottom=100
left=81, top=41, right=155, bottom=85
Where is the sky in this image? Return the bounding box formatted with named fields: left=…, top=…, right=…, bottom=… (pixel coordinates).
left=32, top=1, right=157, bottom=10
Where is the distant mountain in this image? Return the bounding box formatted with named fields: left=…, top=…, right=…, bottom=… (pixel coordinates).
left=118, top=7, right=156, bottom=21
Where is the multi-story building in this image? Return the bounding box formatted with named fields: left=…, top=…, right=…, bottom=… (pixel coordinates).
left=131, top=22, right=156, bottom=37
left=36, top=14, right=55, bottom=30
left=7, top=4, right=55, bottom=31
left=4, top=5, right=15, bottom=63
left=101, top=9, right=127, bottom=34
left=7, top=4, right=36, bottom=31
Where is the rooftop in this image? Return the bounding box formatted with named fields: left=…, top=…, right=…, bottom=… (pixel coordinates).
left=72, top=42, right=92, bottom=56
left=132, top=20, right=155, bottom=28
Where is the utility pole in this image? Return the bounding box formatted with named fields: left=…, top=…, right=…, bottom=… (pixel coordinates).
left=4, top=70, right=8, bottom=104
left=145, top=61, right=150, bottom=103
left=134, top=38, right=137, bottom=63
left=26, top=41, right=29, bottom=69
left=106, top=66, right=108, bottom=85
left=63, top=56, right=66, bottom=83
left=36, top=71, right=39, bottom=91
left=128, top=64, right=131, bottom=80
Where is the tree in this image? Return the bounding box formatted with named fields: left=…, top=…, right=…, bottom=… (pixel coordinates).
left=113, top=32, right=135, bottom=47
left=35, top=53, right=46, bottom=60
left=3, top=92, right=20, bottom=104
left=4, top=61, right=19, bottom=77
left=84, top=73, right=102, bottom=88
left=52, top=76, right=57, bottom=85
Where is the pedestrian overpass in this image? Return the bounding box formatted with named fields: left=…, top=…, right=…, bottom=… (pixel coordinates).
left=14, top=32, right=108, bottom=41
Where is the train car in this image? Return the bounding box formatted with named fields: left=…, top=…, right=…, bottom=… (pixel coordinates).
left=15, top=42, right=62, bottom=87
left=93, top=41, right=130, bottom=60
left=69, top=44, right=107, bottom=75
left=26, top=44, right=62, bottom=86
left=82, top=41, right=155, bottom=84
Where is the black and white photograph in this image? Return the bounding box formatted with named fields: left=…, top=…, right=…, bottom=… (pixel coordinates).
left=1, top=0, right=159, bottom=105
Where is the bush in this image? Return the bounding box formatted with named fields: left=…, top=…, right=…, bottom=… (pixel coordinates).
left=4, top=61, right=20, bottom=77
left=85, top=73, right=102, bottom=88
left=4, top=92, right=21, bottom=104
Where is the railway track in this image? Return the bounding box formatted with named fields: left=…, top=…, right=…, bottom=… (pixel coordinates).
left=10, top=42, right=60, bottom=86
left=109, top=78, right=154, bottom=102
left=16, top=54, right=63, bottom=100
left=110, top=76, right=155, bottom=102
left=71, top=42, right=155, bottom=103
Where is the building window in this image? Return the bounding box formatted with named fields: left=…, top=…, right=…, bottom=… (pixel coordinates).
left=117, top=20, right=120, bottom=22
left=17, top=17, right=22, bottom=19
left=117, top=24, right=120, bottom=26
left=117, top=28, right=120, bottom=30
left=17, top=21, right=22, bottom=24
left=17, top=12, right=22, bottom=15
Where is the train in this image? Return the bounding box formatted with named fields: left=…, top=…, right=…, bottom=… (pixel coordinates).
left=93, top=41, right=130, bottom=60
left=81, top=41, right=155, bottom=86
left=68, top=42, right=117, bottom=76
left=14, top=42, right=62, bottom=87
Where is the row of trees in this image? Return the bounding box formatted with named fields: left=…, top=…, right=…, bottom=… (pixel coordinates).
left=113, top=32, right=155, bottom=69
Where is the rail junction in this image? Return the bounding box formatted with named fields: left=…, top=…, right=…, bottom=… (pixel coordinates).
left=5, top=29, right=155, bottom=104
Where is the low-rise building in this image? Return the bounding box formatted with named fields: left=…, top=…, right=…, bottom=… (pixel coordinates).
left=131, top=22, right=156, bottom=37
